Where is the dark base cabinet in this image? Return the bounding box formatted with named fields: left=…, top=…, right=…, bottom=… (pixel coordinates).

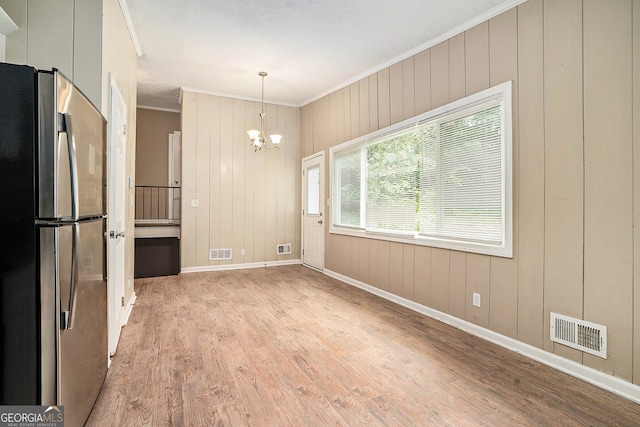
left=135, top=237, right=180, bottom=278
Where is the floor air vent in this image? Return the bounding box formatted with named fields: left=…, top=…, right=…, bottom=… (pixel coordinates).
left=277, top=243, right=292, bottom=255
left=550, top=312, right=607, bottom=359
left=209, top=248, right=232, bottom=261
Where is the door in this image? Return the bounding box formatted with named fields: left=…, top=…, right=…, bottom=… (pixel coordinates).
left=168, top=131, right=181, bottom=187
left=168, top=131, right=181, bottom=220
left=302, top=152, right=325, bottom=271
left=107, top=75, right=127, bottom=356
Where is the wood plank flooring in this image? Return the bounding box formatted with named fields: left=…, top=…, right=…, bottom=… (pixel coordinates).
left=88, top=265, right=640, bottom=426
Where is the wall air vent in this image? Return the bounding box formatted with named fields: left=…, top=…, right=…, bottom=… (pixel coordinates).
left=277, top=243, right=292, bottom=255
left=209, top=248, right=232, bottom=261
left=550, top=312, right=607, bottom=359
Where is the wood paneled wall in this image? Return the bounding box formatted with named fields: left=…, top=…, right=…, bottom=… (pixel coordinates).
left=301, top=0, right=640, bottom=385
left=180, top=92, right=301, bottom=269
left=0, top=0, right=103, bottom=109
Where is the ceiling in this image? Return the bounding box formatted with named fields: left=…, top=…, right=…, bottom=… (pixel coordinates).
left=127, top=0, right=521, bottom=111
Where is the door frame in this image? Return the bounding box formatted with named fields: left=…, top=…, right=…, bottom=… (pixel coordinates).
left=301, top=151, right=325, bottom=271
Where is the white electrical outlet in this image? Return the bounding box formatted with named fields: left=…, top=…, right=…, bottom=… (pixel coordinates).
left=472, top=293, right=481, bottom=307
left=190, top=199, right=199, bottom=207
left=241, top=249, right=246, bottom=256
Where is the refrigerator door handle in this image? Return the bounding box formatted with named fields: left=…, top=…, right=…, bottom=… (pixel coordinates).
left=61, top=223, right=79, bottom=330
left=59, top=112, right=79, bottom=220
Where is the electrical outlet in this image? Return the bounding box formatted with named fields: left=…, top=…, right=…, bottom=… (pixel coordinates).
left=472, top=293, right=481, bottom=308
left=241, top=249, right=246, bottom=256
left=190, top=199, right=199, bottom=207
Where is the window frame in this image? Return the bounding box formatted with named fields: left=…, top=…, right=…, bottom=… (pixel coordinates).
left=329, top=81, right=513, bottom=258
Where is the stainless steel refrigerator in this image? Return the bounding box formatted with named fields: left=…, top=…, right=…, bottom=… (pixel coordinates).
left=0, top=62, right=108, bottom=427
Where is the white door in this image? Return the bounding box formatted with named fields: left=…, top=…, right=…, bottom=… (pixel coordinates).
left=168, top=131, right=181, bottom=220
left=107, top=75, right=127, bottom=356
left=168, top=131, right=181, bottom=187
left=302, top=152, right=325, bottom=270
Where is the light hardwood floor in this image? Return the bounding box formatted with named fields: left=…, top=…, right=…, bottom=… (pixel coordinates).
left=88, top=265, right=640, bottom=426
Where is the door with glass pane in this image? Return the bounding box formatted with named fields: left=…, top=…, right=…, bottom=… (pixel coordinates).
left=302, top=152, right=324, bottom=270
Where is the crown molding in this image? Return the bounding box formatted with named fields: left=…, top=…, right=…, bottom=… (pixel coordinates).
left=300, top=0, right=527, bottom=106
left=118, top=0, right=143, bottom=57
left=0, top=6, right=17, bottom=35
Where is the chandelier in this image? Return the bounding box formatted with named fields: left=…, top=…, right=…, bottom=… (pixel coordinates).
left=247, top=71, right=282, bottom=151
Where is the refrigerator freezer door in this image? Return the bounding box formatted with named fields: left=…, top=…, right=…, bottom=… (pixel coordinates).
left=58, top=218, right=108, bottom=427
left=38, top=70, right=107, bottom=221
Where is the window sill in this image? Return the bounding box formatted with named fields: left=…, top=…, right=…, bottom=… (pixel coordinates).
left=329, top=226, right=512, bottom=258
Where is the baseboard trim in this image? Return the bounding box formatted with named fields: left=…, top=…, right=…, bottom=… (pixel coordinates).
left=181, top=259, right=301, bottom=274
left=122, top=291, right=137, bottom=326
left=324, top=268, right=640, bottom=405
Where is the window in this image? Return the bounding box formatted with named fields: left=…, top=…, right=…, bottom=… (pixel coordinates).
left=306, top=164, right=321, bottom=215
left=330, top=81, right=512, bottom=257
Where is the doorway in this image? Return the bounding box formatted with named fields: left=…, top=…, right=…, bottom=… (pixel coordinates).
left=302, top=152, right=325, bottom=271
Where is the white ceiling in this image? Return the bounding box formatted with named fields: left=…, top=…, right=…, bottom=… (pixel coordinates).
left=127, top=0, right=522, bottom=111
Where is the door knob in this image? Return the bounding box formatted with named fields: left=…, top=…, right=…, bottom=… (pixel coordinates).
left=318, top=219, right=323, bottom=224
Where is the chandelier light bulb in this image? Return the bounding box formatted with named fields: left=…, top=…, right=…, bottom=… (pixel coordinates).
left=270, top=134, right=282, bottom=145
